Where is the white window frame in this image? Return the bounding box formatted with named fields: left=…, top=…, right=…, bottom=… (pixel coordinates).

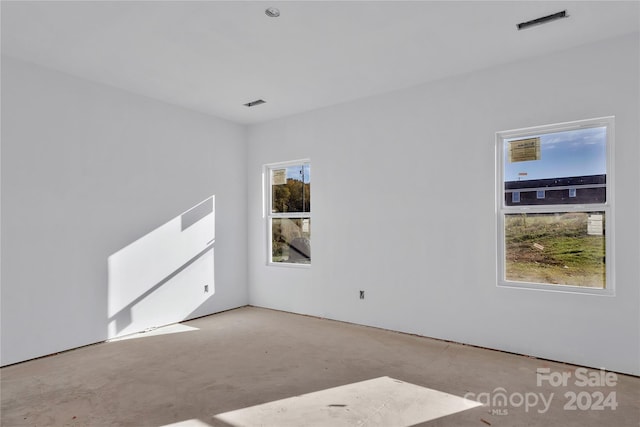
left=264, top=159, right=311, bottom=268
left=496, top=117, right=614, bottom=295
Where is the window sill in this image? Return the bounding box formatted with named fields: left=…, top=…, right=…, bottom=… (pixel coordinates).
left=267, top=262, right=311, bottom=269
left=497, top=280, right=614, bottom=296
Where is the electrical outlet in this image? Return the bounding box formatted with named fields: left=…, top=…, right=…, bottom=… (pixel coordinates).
left=204, top=285, right=209, bottom=293
left=360, top=290, right=365, bottom=299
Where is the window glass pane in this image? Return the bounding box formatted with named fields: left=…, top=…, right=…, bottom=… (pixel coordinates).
left=504, top=212, right=605, bottom=288
left=504, top=127, right=606, bottom=206
left=271, top=164, right=310, bottom=213
left=272, top=217, right=311, bottom=263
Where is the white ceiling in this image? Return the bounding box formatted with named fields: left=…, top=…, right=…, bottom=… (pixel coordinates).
left=2, top=1, right=639, bottom=124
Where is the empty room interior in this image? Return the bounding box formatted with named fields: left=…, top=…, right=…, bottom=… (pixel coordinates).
left=1, top=1, right=639, bottom=426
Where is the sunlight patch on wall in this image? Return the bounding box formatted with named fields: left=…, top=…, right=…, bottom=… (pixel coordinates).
left=107, top=323, right=200, bottom=342
left=213, top=376, right=481, bottom=426
left=107, top=196, right=215, bottom=339
left=160, top=419, right=212, bottom=427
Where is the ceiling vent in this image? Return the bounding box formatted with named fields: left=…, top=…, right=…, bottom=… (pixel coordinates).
left=517, top=10, right=568, bottom=30
left=265, top=7, right=280, bottom=18
left=244, top=99, right=266, bottom=107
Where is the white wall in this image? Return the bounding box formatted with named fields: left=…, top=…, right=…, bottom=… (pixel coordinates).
left=1, top=57, right=248, bottom=366
left=107, top=195, right=216, bottom=339
left=247, top=34, right=640, bottom=375
left=2, top=34, right=638, bottom=374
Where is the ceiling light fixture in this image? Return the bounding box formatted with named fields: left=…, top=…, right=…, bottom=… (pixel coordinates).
left=244, top=99, right=266, bottom=107
left=517, top=10, right=568, bottom=30
left=265, top=7, right=280, bottom=18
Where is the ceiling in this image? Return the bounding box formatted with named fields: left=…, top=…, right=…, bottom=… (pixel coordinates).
left=2, top=1, right=639, bottom=125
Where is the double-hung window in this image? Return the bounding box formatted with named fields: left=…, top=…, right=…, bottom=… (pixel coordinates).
left=266, top=160, right=311, bottom=265
left=496, top=117, right=613, bottom=294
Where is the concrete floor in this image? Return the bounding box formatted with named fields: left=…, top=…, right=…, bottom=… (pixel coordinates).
left=1, top=306, right=639, bottom=426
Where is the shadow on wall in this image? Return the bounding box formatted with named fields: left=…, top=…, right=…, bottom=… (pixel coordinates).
left=107, top=196, right=215, bottom=339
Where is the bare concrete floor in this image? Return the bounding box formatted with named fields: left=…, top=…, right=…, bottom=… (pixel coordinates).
left=2, top=306, right=639, bottom=426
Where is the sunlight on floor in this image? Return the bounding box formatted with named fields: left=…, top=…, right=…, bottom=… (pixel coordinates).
left=160, top=419, right=212, bottom=427
left=212, top=376, right=481, bottom=426
left=108, top=323, right=199, bottom=342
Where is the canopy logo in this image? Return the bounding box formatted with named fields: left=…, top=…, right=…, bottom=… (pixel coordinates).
left=464, top=367, right=618, bottom=416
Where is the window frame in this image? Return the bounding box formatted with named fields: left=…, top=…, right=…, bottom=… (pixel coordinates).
left=496, top=117, right=614, bottom=295
left=264, top=159, right=311, bottom=268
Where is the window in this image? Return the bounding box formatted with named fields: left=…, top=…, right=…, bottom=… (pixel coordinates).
left=497, top=117, right=613, bottom=294
left=266, top=161, right=311, bottom=265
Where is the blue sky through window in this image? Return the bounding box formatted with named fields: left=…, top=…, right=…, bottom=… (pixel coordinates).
left=285, top=164, right=310, bottom=183
left=504, top=127, right=606, bottom=182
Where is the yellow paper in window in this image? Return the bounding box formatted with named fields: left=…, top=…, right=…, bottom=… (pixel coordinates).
left=272, top=169, right=286, bottom=185
left=509, top=137, right=541, bottom=163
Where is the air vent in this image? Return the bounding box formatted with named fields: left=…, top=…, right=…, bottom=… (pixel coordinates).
left=265, top=7, right=280, bottom=18
left=517, top=10, right=568, bottom=30
left=244, top=99, right=266, bottom=107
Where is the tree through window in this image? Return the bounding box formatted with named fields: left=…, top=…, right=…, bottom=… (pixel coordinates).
left=267, top=161, right=311, bottom=265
